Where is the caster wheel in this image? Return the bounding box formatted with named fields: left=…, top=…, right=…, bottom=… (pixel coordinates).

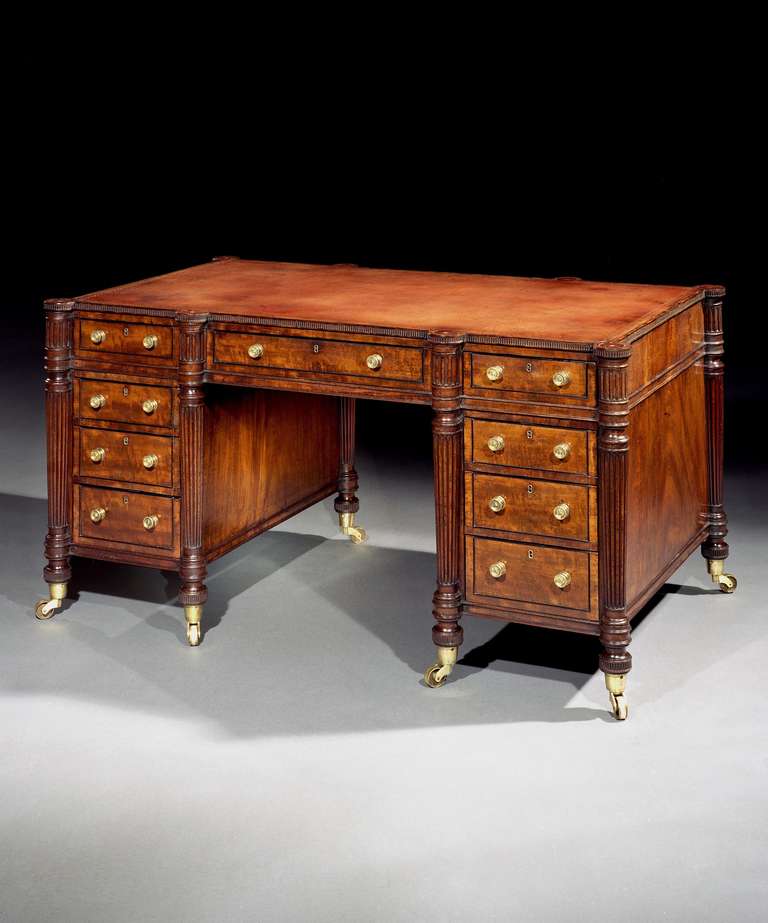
left=349, top=528, right=367, bottom=544
left=719, top=574, right=737, bottom=593
left=35, top=599, right=56, bottom=620
left=424, top=664, right=446, bottom=688
left=609, top=692, right=629, bottom=721
left=186, top=623, right=201, bottom=646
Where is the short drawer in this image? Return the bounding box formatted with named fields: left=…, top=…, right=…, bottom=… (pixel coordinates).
left=470, top=353, right=587, bottom=398
left=471, top=473, right=590, bottom=541
left=471, top=419, right=589, bottom=474
left=469, top=537, right=592, bottom=613
left=77, top=427, right=174, bottom=488
left=76, top=379, right=174, bottom=428
left=77, top=319, right=174, bottom=360
left=212, top=330, right=424, bottom=383
left=76, top=485, right=177, bottom=552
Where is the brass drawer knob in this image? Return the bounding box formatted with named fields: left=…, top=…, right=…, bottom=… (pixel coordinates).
left=366, top=353, right=383, bottom=370
left=552, top=370, right=571, bottom=388
left=89, top=448, right=105, bottom=463
left=552, top=442, right=571, bottom=460
left=142, top=334, right=159, bottom=350
left=142, top=454, right=159, bottom=470
left=487, top=435, right=505, bottom=453
left=142, top=399, right=158, bottom=415
left=486, top=365, right=504, bottom=382
left=553, top=502, right=571, bottom=521
left=143, top=514, right=160, bottom=531
left=553, top=570, right=572, bottom=589
left=90, top=329, right=106, bottom=344
left=90, top=507, right=107, bottom=523
left=248, top=343, right=264, bottom=359
left=489, top=495, right=506, bottom=513
left=89, top=393, right=107, bottom=410
left=489, top=561, right=507, bottom=579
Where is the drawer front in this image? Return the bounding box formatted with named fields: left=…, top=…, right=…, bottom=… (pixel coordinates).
left=77, top=428, right=174, bottom=488
left=76, top=485, right=177, bottom=551
left=472, top=473, right=589, bottom=541
left=470, top=353, right=587, bottom=398
left=470, top=537, right=591, bottom=612
left=77, top=379, right=174, bottom=427
left=471, top=419, right=589, bottom=473
left=212, top=331, right=424, bottom=383
left=78, top=319, right=174, bottom=360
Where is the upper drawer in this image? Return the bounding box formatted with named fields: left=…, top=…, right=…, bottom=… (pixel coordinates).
left=211, top=330, right=424, bottom=384
left=76, top=379, right=174, bottom=428
left=77, top=319, right=174, bottom=360
left=470, top=419, right=589, bottom=475
left=469, top=353, right=588, bottom=398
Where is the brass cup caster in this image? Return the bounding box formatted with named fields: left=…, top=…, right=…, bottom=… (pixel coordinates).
left=185, top=605, right=203, bottom=647
left=605, top=673, right=629, bottom=721
left=35, top=582, right=67, bottom=620
left=707, top=559, right=737, bottom=594
left=424, top=646, right=458, bottom=688
left=339, top=512, right=367, bottom=544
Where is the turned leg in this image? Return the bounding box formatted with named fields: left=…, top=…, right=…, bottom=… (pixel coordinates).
left=424, top=334, right=464, bottom=687
left=701, top=290, right=737, bottom=593
left=335, top=397, right=366, bottom=543
left=37, top=300, right=75, bottom=621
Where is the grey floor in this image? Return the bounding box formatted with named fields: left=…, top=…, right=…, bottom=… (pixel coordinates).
left=1, top=367, right=767, bottom=922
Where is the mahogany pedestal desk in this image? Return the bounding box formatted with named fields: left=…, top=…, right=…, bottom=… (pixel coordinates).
left=37, top=258, right=736, bottom=720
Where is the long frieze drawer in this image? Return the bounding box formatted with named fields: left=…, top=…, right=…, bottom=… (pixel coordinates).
left=471, top=419, right=589, bottom=474
left=212, top=330, right=424, bottom=383
left=76, top=379, right=174, bottom=427
left=470, top=537, right=592, bottom=613
left=77, top=319, right=174, bottom=360
left=470, top=353, right=587, bottom=397
left=75, top=485, right=177, bottom=551
left=76, top=427, right=174, bottom=488
left=471, top=473, right=590, bottom=541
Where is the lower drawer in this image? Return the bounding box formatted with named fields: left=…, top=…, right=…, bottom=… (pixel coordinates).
left=76, top=427, right=175, bottom=488
left=467, top=536, right=594, bottom=615
left=74, top=485, right=179, bottom=554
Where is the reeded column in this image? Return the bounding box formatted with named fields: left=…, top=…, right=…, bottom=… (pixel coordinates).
left=335, top=397, right=366, bottom=542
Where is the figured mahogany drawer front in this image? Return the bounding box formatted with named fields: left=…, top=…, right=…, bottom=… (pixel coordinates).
left=470, top=354, right=587, bottom=398
left=77, top=485, right=176, bottom=550
left=77, top=428, right=173, bottom=488
left=212, top=331, right=424, bottom=383
left=472, top=473, right=589, bottom=541
left=77, top=319, right=173, bottom=360
left=77, top=380, right=173, bottom=427
left=471, top=420, right=588, bottom=473
left=471, top=537, right=590, bottom=611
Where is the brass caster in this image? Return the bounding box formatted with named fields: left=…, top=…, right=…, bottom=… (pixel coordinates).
left=605, top=673, right=629, bottom=721
left=184, top=604, right=202, bottom=647
left=609, top=693, right=629, bottom=721
left=707, top=559, right=737, bottom=594
left=339, top=512, right=367, bottom=544
left=186, top=623, right=201, bottom=646
left=35, top=582, right=67, bottom=620
left=424, top=646, right=458, bottom=688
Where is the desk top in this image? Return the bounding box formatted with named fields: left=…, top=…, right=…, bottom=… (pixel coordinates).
left=75, top=259, right=717, bottom=347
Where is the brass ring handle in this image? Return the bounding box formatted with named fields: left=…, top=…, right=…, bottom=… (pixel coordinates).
left=552, top=370, right=571, bottom=388
left=552, top=442, right=571, bottom=460
left=553, top=570, right=572, bottom=589
left=489, top=495, right=506, bottom=513
left=89, top=394, right=107, bottom=409
left=142, top=399, right=158, bottom=415
left=553, top=502, right=571, bottom=522
left=366, top=353, right=383, bottom=370
left=89, top=448, right=105, bottom=463
left=90, top=507, right=107, bottom=523
left=487, top=435, right=505, bottom=453
left=142, top=454, right=159, bottom=470
left=90, top=329, right=106, bottom=344
left=486, top=365, right=504, bottom=382
left=143, top=514, right=160, bottom=531
left=248, top=343, right=264, bottom=359
left=143, top=334, right=159, bottom=350
left=489, top=561, right=507, bottom=579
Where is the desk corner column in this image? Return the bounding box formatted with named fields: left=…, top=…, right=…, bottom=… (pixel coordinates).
left=424, top=331, right=465, bottom=688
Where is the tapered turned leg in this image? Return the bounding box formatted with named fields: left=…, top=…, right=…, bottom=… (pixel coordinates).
left=37, top=300, right=75, bottom=621
left=335, top=397, right=366, bottom=543
left=701, top=289, right=737, bottom=593
left=424, top=333, right=464, bottom=686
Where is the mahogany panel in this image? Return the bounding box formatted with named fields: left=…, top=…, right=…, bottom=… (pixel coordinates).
left=469, top=418, right=589, bottom=474
left=76, top=427, right=175, bottom=489
left=76, top=378, right=174, bottom=428
left=626, top=301, right=705, bottom=395
left=75, top=485, right=178, bottom=552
